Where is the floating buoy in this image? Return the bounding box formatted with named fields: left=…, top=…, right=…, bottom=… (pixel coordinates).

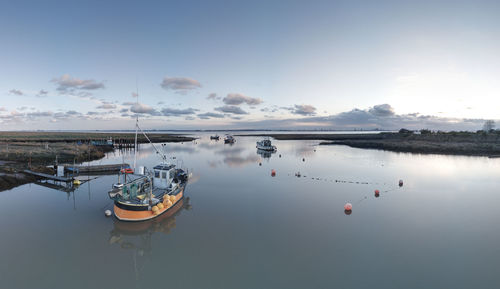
left=344, top=203, right=352, bottom=211
left=271, top=169, right=276, bottom=177
left=279, top=154, right=281, bottom=158
left=259, top=162, right=262, bottom=166
left=104, top=210, right=112, bottom=217
left=73, top=179, right=81, bottom=186
left=374, top=189, right=380, bottom=197
left=399, top=179, right=404, bottom=187
left=302, top=158, right=305, bottom=162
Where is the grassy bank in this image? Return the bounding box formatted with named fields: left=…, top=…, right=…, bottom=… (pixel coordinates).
left=240, top=131, right=500, bottom=156
left=0, top=131, right=195, bottom=191
left=0, top=131, right=194, bottom=143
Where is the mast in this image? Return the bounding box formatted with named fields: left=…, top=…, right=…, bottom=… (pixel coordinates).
left=133, top=114, right=138, bottom=171
left=133, top=84, right=139, bottom=171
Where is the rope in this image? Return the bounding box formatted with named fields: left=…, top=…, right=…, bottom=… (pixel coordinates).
left=136, top=123, right=167, bottom=162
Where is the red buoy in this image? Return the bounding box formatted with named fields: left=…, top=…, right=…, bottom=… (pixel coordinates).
left=271, top=169, right=276, bottom=177
left=344, top=203, right=352, bottom=211
left=374, top=189, right=380, bottom=197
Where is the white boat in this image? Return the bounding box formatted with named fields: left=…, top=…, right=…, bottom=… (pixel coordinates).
left=256, top=139, right=276, bottom=151
left=224, top=135, right=236, bottom=144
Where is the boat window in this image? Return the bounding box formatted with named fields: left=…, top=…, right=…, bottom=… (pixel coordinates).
left=154, top=170, right=160, bottom=178
left=162, top=171, right=167, bottom=178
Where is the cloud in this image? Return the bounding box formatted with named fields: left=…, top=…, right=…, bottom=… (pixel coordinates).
left=96, top=102, right=116, bottom=109
left=51, top=74, right=105, bottom=92
left=214, top=105, right=248, bottom=115
left=225, top=103, right=484, bottom=131
left=131, top=103, right=156, bottom=114
left=160, top=76, right=201, bottom=93
left=161, top=107, right=198, bottom=116
left=223, top=93, right=262, bottom=105
left=260, top=106, right=279, bottom=113
left=9, top=89, right=23, bottom=96
left=197, top=112, right=225, bottom=119
left=26, top=111, right=53, bottom=119
left=207, top=93, right=218, bottom=100
left=292, top=104, right=316, bottom=116
left=368, top=104, right=395, bottom=117
left=36, top=89, right=48, bottom=97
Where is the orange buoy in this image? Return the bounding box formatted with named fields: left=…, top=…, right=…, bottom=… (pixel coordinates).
left=344, top=203, right=352, bottom=211
left=374, top=189, right=380, bottom=197
left=271, top=169, right=276, bottom=177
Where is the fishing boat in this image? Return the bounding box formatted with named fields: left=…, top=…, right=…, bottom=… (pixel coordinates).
left=256, top=138, right=277, bottom=151
left=107, top=107, right=189, bottom=222
left=210, top=135, right=220, bottom=140
left=224, top=135, right=236, bottom=144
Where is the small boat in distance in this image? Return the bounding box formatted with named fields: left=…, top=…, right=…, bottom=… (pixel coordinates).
left=210, top=135, right=220, bottom=140
left=224, top=135, right=236, bottom=144
left=256, top=138, right=277, bottom=151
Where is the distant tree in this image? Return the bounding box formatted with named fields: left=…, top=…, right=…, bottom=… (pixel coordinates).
left=483, top=120, right=495, bottom=132
left=398, top=128, right=413, bottom=134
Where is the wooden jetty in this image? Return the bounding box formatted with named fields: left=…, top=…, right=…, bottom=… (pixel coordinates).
left=62, top=163, right=130, bottom=173
left=23, top=170, right=74, bottom=182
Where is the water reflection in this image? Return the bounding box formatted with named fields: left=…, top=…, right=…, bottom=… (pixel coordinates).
left=108, top=197, right=191, bottom=282
left=256, top=148, right=276, bottom=160
left=223, top=155, right=260, bottom=167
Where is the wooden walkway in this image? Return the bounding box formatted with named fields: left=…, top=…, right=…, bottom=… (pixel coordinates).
left=23, top=170, right=74, bottom=182
left=62, top=163, right=130, bottom=173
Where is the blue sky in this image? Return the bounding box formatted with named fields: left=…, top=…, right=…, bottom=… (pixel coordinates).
left=1, top=0, right=499, bottom=130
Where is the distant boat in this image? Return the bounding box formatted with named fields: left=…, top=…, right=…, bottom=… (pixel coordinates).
left=210, top=135, right=220, bottom=140
left=224, top=135, right=236, bottom=144
left=256, top=139, right=276, bottom=151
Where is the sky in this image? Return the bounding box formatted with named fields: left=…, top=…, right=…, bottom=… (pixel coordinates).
left=1, top=0, right=499, bottom=131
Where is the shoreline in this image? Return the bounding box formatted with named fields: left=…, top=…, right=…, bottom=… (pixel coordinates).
left=238, top=132, right=500, bottom=157
left=0, top=132, right=196, bottom=192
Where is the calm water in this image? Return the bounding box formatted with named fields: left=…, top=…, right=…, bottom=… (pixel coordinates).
left=1, top=134, right=500, bottom=289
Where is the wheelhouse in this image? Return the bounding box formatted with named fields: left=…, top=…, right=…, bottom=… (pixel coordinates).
left=153, top=164, right=175, bottom=189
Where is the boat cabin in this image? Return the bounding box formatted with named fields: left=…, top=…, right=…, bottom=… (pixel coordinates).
left=153, top=164, right=175, bottom=189
left=260, top=139, right=272, bottom=147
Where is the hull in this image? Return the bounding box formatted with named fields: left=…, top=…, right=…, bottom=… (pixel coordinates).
left=114, top=186, right=185, bottom=222
left=256, top=145, right=276, bottom=151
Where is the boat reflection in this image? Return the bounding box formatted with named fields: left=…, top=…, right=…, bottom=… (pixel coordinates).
left=109, top=197, right=191, bottom=244
left=256, top=148, right=276, bottom=160
left=108, top=197, right=192, bottom=282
